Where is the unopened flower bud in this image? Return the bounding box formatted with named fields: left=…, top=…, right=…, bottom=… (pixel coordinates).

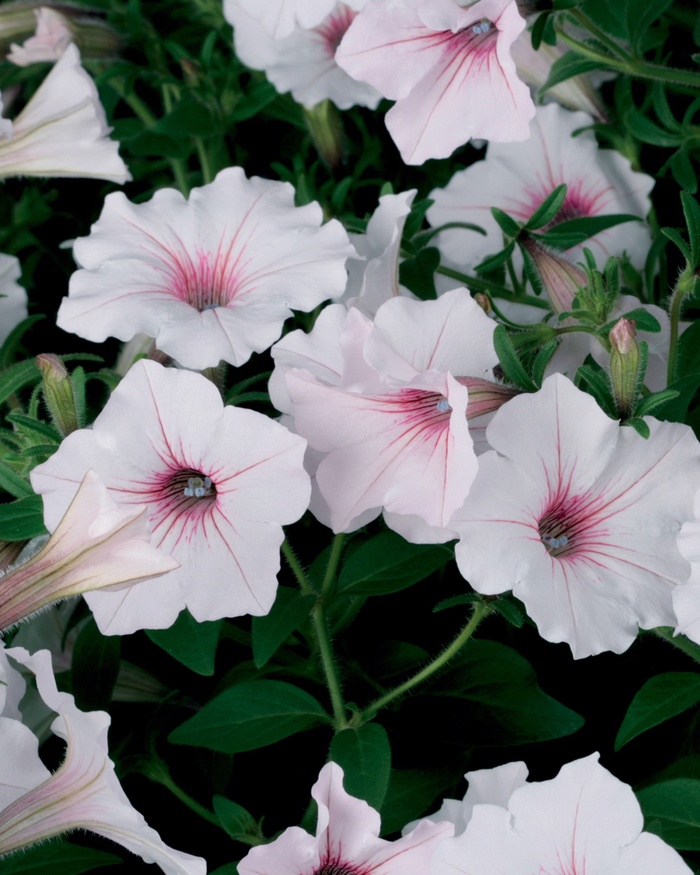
left=521, top=236, right=587, bottom=314
left=304, top=100, right=345, bottom=169
left=474, top=293, right=492, bottom=315
left=37, top=353, right=78, bottom=437
left=458, top=376, right=520, bottom=420
left=609, top=317, right=640, bottom=418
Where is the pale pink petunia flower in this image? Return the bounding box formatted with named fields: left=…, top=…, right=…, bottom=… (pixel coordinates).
left=238, top=761, right=453, bottom=875
left=56, top=166, right=353, bottom=370
left=283, top=289, right=501, bottom=542
left=428, top=103, right=653, bottom=272
left=432, top=753, right=692, bottom=875
left=0, top=43, right=130, bottom=182
left=30, top=360, right=311, bottom=634
left=452, top=373, right=700, bottom=658
left=672, top=490, right=700, bottom=645
left=226, top=0, right=381, bottom=110
left=7, top=6, right=73, bottom=66
left=0, top=646, right=206, bottom=873
left=235, top=0, right=336, bottom=39
left=335, top=0, right=535, bottom=164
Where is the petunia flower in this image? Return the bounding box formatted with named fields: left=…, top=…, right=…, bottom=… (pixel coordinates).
left=451, top=373, right=700, bottom=658
left=428, top=102, right=653, bottom=271
left=0, top=646, right=206, bottom=874
left=238, top=761, right=453, bottom=875
left=30, top=360, right=311, bottom=634
left=0, top=43, right=130, bottom=182
left=282, top=289, right=502, bottom=542
left=335, top=0, right=535, bottom=164
left=0, top=469, right=178, bottom=632
left=56, top=166, right=353, bottom=370
left=7, top=6, right=73, bottom=66
left=432, top=753, right=692, bottom=875
left=226, top=0, right=381, bottom=110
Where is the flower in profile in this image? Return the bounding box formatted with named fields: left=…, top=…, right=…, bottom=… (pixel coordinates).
left=432, top=754, right=692, bottom=875
left=0, top=252, right=27, bottom=346
left=31, top=360, right=311, bottom=634
left=335, top=0, right=534, bottom=164
left=451, top=373, right=700, bottom=658
left=0, top=43, right=130, bottom=182
left=238, top=761, right=453, bottom=875
left=57, top=166, right=353, bottom=369
left=0, top=646, right=206, bottom=874
left=282, top=289, right=502, bottom=542
left=428, top=102, right=653, bottom=271
left=0, top=469, right=178, bottom=633
left=226, top=0, right=381, bottom=110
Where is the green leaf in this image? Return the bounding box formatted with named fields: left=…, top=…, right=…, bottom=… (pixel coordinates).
left=637, top=779, right=700, bottom=850
left=0, top=494, right=47, bottom=540
left=337, top=531, right=452, bottom=596
left=579, top=0, right=627, bottom=38
left=0, top=458, right=33, bottom=498
left=615, top=672, right=700, bottom=751
left=380, top=768, right=451, bottom=835
left=0, top=315, right=45, bottom=369
left=169, top=679, right=331, bottom=753
left=671, top=149, right=698, bottom=195
left=251, top=587, right=314, bottom=667
left=626, top=0, right=675, bottom=52
left=634, top=388, right=681, bottom=418
left=430, top=640, right=584, bottom=745
left=525, top=184, right=567, bottom=231
left=1, top=840, right=122, bottom=874
left=682, top=191, right=700, bottom=264
left=661, top=227, right=693, bottom=264
left=541, top=50, right=609, bottom=93
left=71, top=618, right=121, bottom=712
left=330, top=724, right=392, bottom=811
left=213, top=796, right=261, bottom=842
left=604, top=307, right=661, bottom=334
left=398, top=247, right=439, bottom=300
left=491, top=207, right=521, bottom=238
left=156, top=97, right=217, bottom=138
left=535, top=214, right=642, bottom=249
left=623, top=416, right=650, bottom=438
left=474, top=241, right=515, bottom=274
left=146, top=609, right=221, bottom=676
left=625, top=109, right=681, bottom=147
left=0, top=359, right=41, bottom=406
left=493, top=325, right=538, bottom=392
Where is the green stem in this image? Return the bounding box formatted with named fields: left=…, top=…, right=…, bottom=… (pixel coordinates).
left=311, top=597, right=349, bottom=731
left=281, top=539, right=313, bottom=595
left=559, top=22, right=700, bottom=90
left=437, top=266, right=550, bottom=308
left=196, top=138, right=214, bottom=184
left=145, top=760, right=219, bottom=827
left=652, top=627, right=700, bottom=665
left=321, top=533, right=345, bottom=596
left=358, top=600, right=491, bottom=721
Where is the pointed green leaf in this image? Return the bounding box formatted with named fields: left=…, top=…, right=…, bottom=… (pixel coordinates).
left=169, top=679, right=331, bottom=753
left=330, top=724, right=392, bottom=811
left=213, top=796, right=261, bottom=842
left=147, top=609, right=221, bottom=676
left=491, top=207, right=521, bottom=238
left=536, top=214, right=642, bottom=249
left=493, top=325, right=538, bottom=392
left=337, top=531, right=452, bottom=596
left=380, top=768, right=452, bottom=835
left=525, top=184, right=567, bottom=231
left=474, top=241, right=515, bottom=274
left=615, top=672, right=700, bottom=750
left=681, top=191, right=700, bottom=264
left=637, top=779, right=700, bottom=850
left=0, top=494, right=46, bottom=540
left=72, top=618, right=121, bottom=712
left=0, top=458, right=33, bottom=498
left=541, top=50, right=609, bottom=93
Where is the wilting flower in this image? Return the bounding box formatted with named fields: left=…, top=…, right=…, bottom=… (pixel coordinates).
left=0, top=43, right=130, bottom=182
left=0, top=470, right=178, bottom=633
left=56, top=166, right=352, bottom=369
left=0, top=252, right=27, bottom=346
left=451, top=373, right=700, bottom=658
left=336, top=0, right=534, bottom=164
left=238, top=761, right=453, bottom=875
left=432, top=754, right=692, bottom=875
left=0, top=646, right=206, bottom=873
left=226, top=0, right=381, bottom=110
left=282, top=289, right=501, bottom=542
left=31, top=360, right=311, bottom=634
left=428, top=102, right=653, bottom=270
